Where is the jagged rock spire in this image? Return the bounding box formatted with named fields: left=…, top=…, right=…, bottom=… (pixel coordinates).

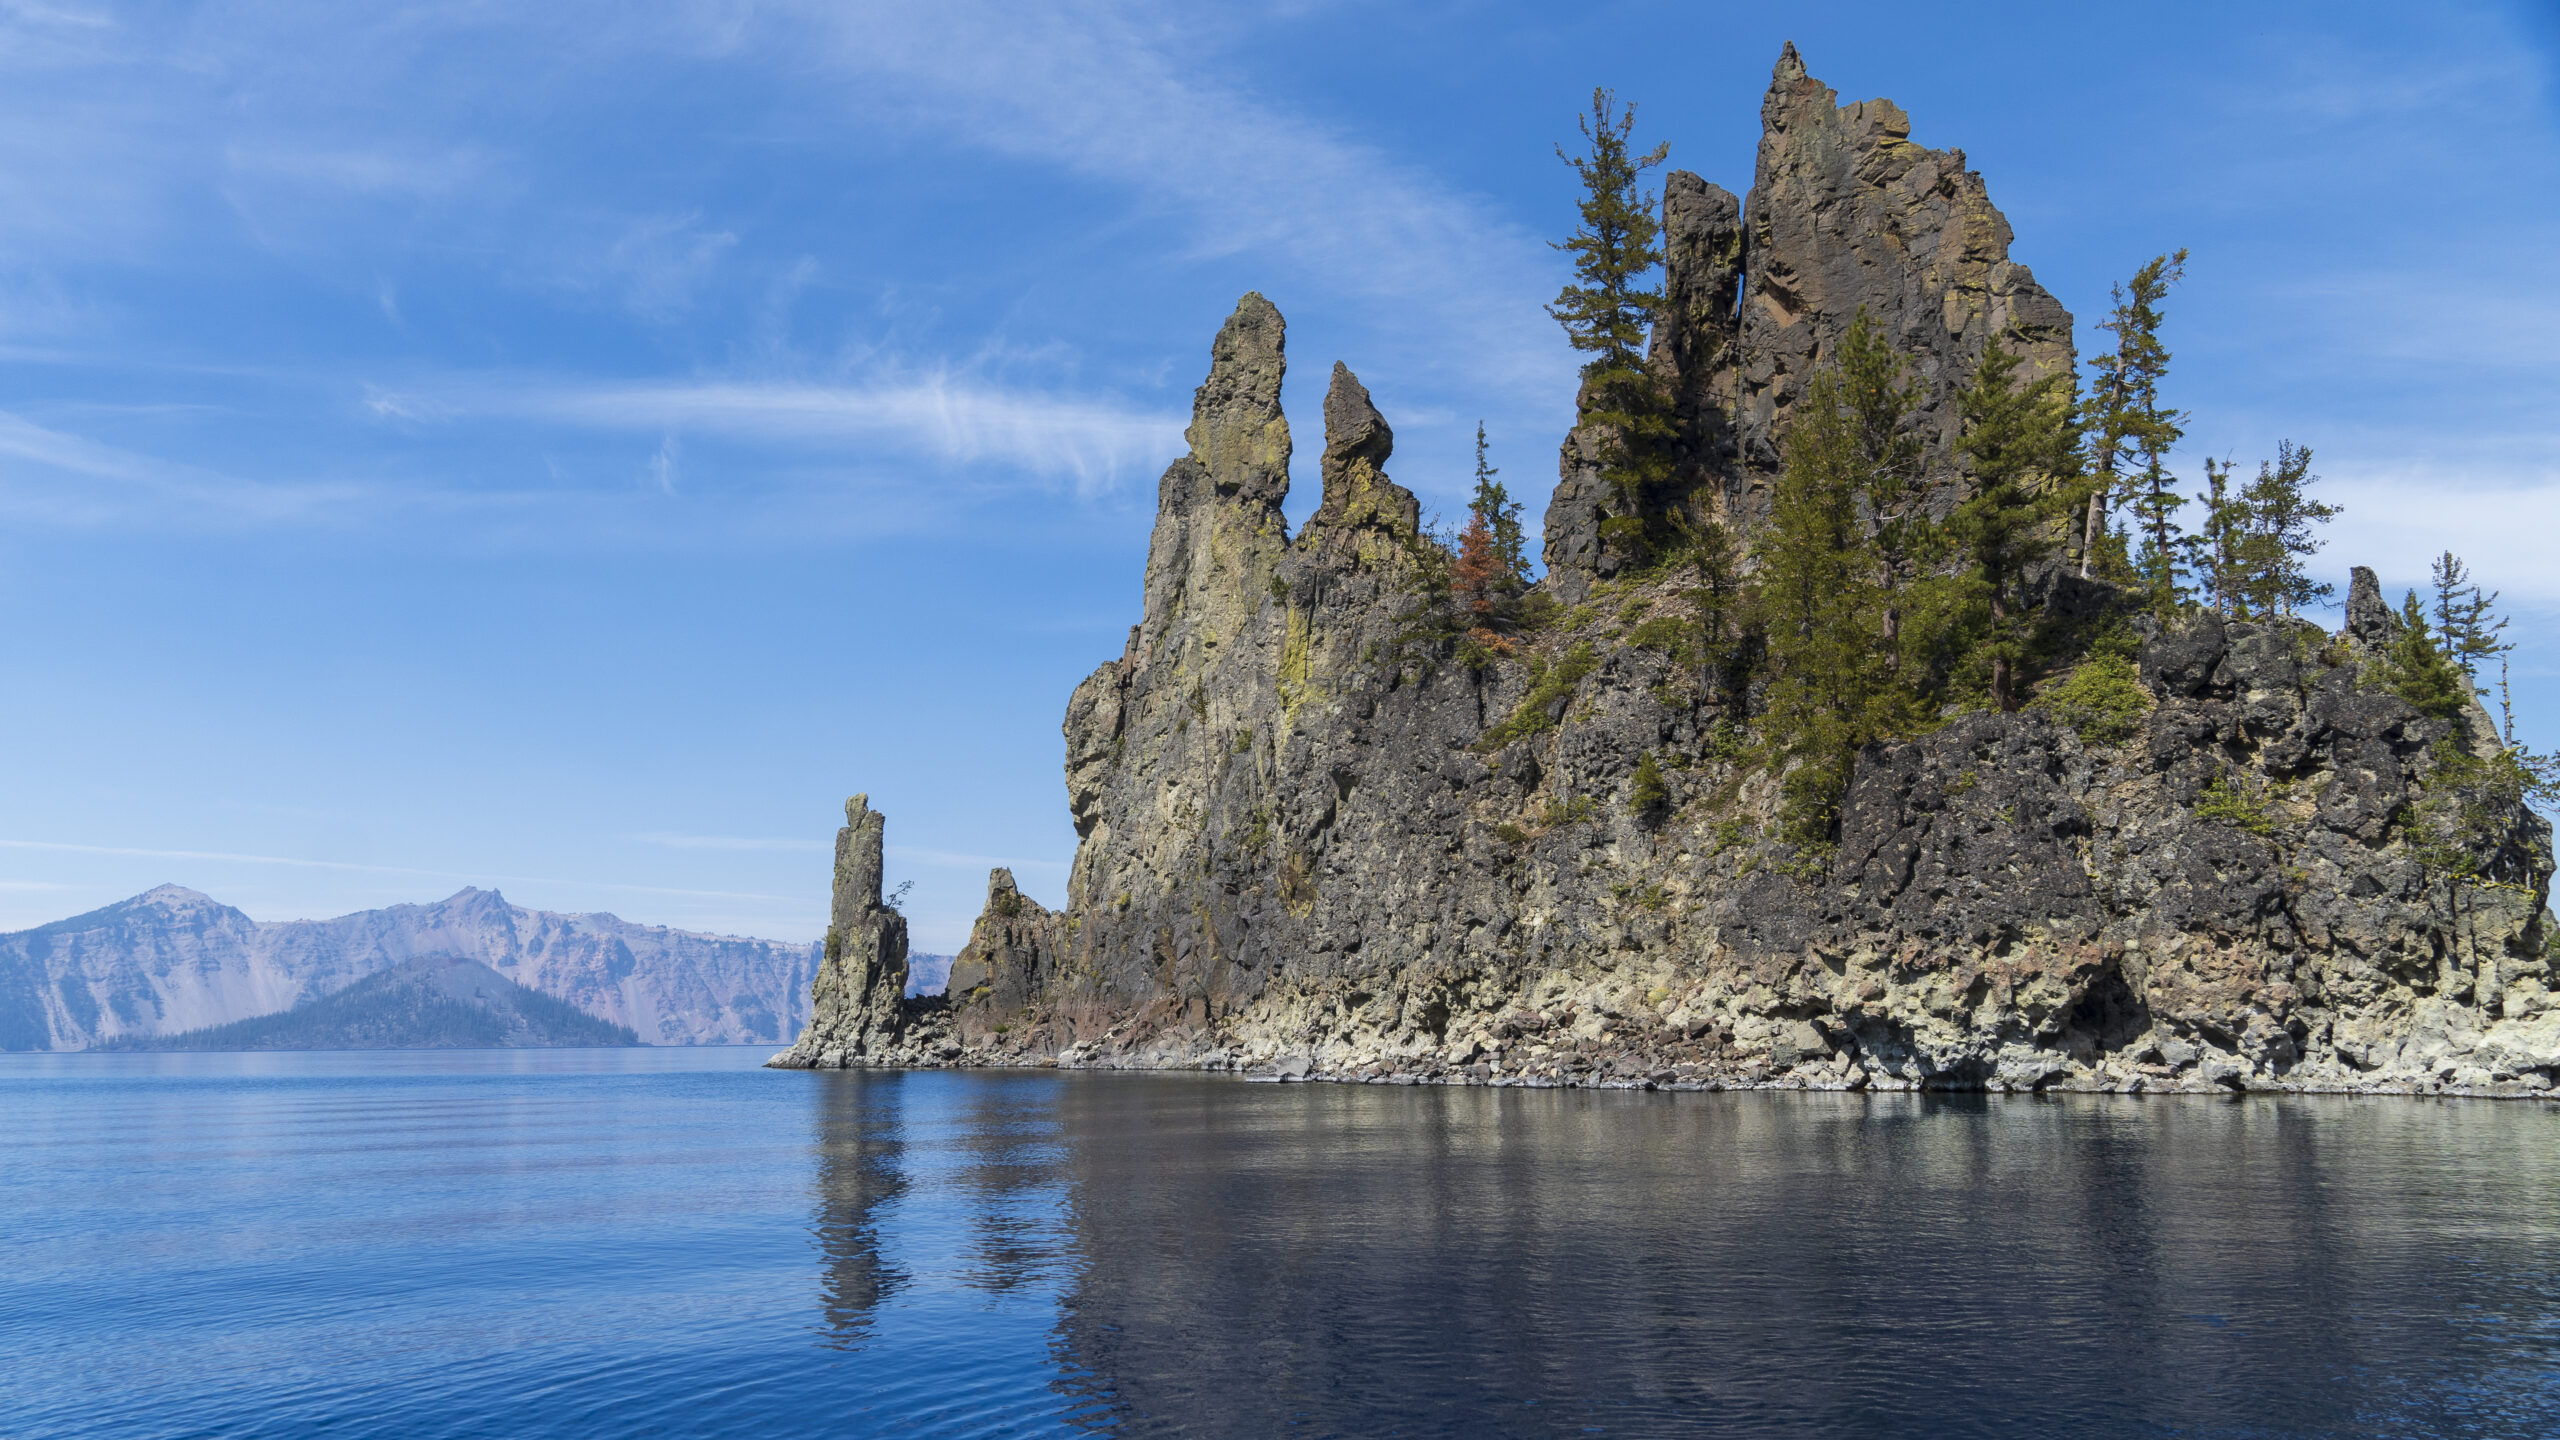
left=1182, top=292, right=1291, bottom=510
left=1304, top=361, right=1420, bottom=564
left=1543, top=42, right=2075, bottom=603
left=768, top=793, right=912, bottom=1068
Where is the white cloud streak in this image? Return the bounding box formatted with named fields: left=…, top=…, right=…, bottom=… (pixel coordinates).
left=506, top=374, right=1184, bottom=495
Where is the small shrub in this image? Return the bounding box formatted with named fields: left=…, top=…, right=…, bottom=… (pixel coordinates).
left=1629, top=752, right=1668, bottom=815
left=1267, top=573, right=1289, bottom=601
left=2034, top=652, right=2152, bottom=745
left=1539, top=795, right=1601, bottom=828
left=1705, top=720, right=1750, bottom=765
left=1636, top=884, right=1671, bottom=912
left=2195, top=775, right=2277, bottom=836
left=1477, top=642, right=1601, bottom=750
left=1232, top=728, right=1253, bottom=754
left=1494, top=822, right=1532, bottom=847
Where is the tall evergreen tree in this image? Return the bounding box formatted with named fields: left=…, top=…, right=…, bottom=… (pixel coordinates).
left=2430, top=550, right=2508, bottom=682
left=1468, top=422, right=1527, bottom=579
left=2237, top=440, right=2336, bottom=617
left=1549, top=88, right=1674, bottom=562
left=2079, top=251, right=2187, bottom=587
left=1951, top=341, right=2079, bottom=709
left=1757, top=367, right=1879, bottom=848
left=1674, top=514, right=1746, bottom=703
left=1834, top=310, right=1928, bottom=680
left=2378, top=590, right=2470, bottom=721
left=2186, top=458, right=2248, bottom=617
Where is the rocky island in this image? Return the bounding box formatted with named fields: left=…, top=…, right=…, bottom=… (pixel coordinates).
left=774, top=47, right=2556, bottom=1096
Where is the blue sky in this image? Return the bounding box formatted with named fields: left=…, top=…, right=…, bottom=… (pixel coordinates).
left=1, top=0, right=2554, bottom=949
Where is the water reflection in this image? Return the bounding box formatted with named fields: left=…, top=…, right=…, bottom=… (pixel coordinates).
left=795, top=1071, right=2560, bottom=1436
left=1024, top=1083, right=2560, bottom=1438
left=809, top=1071, right=910, bottom=1347
left=949, top=1079, right=1069, bottom=1298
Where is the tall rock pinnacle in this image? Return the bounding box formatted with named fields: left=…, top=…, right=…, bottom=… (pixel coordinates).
left=769, top=793, right=913, bottom=1067
left=1303, top=362, right=1421, bottom=566
left=1543, top=43, right=2076, bottom=602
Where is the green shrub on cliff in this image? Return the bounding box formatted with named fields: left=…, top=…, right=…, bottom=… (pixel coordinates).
left=2194, top=774, right=2277, bottom=836
left=2374, top=590, right=2469, bottom=721
left=2033, top=652, right=2151, bottom=746
left=1629, top=752, right=1667, bottom=816
left=1478, top=642, right=1600, bottom=750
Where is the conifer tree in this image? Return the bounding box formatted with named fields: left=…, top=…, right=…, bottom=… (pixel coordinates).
left=2128, top=451, right=2189, bottom=607
left=1468, top=422, right=1527, bottom=579
left=1452, top=512, right=1504, bottom=623
left=1951, top=340, right=2078, bottom=709
left=2079, top=252, right=2188, bottom=587
left=1757, top=367, right=1877, bottom=847
left=1675, top=514, right=1745, bottom=702
left=1835, top=310, right=1929, bottom=679
left=1549, top=89, right=1674, bottom=563
left=2378, top=590, right=2470, bottom=721
left=2237, top=441, right=2336, bottom=618
left=2187, top=458, right=2248, bottom=617
left=2429, top=551, right=2508, bottom=681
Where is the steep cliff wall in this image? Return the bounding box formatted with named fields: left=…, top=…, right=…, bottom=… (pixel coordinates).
left=777, top=49, right=2557, bottom=1096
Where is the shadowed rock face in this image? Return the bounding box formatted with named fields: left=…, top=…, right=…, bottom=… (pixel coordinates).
left=775, top=50, right=2557, bottom=1096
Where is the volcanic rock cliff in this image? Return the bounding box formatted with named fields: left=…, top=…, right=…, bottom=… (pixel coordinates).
left=775, top=49, right=2557, bottom=1096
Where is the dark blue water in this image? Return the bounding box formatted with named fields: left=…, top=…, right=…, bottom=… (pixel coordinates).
left=5, top=1049, right=2557, bottom=1438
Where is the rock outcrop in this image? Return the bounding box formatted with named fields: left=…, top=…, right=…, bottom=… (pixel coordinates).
left=1548, top=41, right=2075, bottom=601
left=775, top=48, right=2556, bottom=1096
left=1, top=883, right=818, bottom=1050
left=769, top=795, right=956, bottom=1068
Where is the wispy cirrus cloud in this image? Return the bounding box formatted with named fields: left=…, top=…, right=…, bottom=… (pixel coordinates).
left=0, top=409, right=369, bottom=524
left=769, top=0, right=1568, bottom=401
left=479, top=372, right=1185, bottom=496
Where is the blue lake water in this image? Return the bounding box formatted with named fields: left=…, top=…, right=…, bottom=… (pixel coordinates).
left=4, top=1048, right=2558, bottom=1438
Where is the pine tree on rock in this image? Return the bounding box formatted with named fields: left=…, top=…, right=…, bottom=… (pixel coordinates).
left=1835, top=310, right=1928, bottom=682
left=1469, top=422, right=1527, bottom=580
left=1951, top=340, right=2079, bottom=710
left=2379, top=589, right=2470, bottom=721
left=2080, top=251, right=2188, bottom=593
left=1757, top=366, right=1880, bottom=849
left=2237, top=441, right=2336, bottom=618
left=2430, top=550, right=2508, bottom=682
left=2187, top=458, right=2248, bottom=617
left=1550, top=88, right=1675, bottom=567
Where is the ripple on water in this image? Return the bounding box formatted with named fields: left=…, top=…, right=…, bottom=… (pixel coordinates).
left=3, top=1049, right=2556, bottom=1438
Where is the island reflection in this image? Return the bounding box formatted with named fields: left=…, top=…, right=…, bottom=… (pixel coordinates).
left=811, top=1074, right=2560, bottom=1437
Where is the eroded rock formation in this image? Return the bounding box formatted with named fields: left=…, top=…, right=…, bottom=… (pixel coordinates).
left=775, top=49, right=2556, bottom=1095
left=771, top=795, right=956, bottom=1068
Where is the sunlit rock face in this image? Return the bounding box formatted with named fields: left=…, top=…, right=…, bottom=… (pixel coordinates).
left=775, top=50, right=2556, bottom=1097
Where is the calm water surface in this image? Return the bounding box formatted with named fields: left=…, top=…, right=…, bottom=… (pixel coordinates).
left=4, top=1048, right=2557, bottom=1438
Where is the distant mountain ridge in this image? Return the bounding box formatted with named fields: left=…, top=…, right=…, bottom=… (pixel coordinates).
left=100, top=956, right=642, bottom=1051
left=0, top=885, right=823, bottom=1050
